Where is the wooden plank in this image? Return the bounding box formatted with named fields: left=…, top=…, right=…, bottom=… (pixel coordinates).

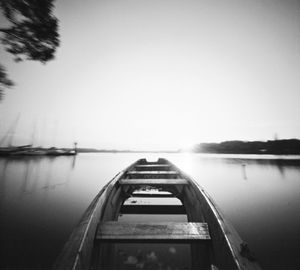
left=131, top=192, right=174, bottom=198
left=52, top=168, right=127, bottom=270
left=124, top=197, right=182, bottom=205
left=119, top=179, right=188, bottom=185
left=127, top=171, right=179, bottom=179
left=96, top=222, right=210, bottom=242
left=134, top=165, right=172, bottom=171
left=128, top=170, right=178, bottom=174
left=120, top=204, right=186, bottom=214
left=176, top=166, right=262, bottom=270
left=137, top=161, right=166, bottom=165
left=135, top=165, right=171, bottom=168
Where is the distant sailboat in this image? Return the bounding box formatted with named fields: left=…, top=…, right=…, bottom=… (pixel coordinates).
left=0, top=114, right=32, bottom=156
left=0, top=117, right=78, bottom=156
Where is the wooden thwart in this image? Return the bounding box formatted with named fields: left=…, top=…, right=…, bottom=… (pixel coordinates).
left=119, top=179, right=188, bottom=185
left=128, top=171, right=178, bottom=174
left=96, top=222, right=210, bottom=242
left=134, top=165, right=172, bottom=171
left=120, top=204, right=185, bottom=214
left=131, top=192, right=174, bottom=198
left=127, top=171, right=179, bottom=179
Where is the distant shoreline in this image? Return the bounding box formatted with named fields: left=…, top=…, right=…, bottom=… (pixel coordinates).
left=190, top=139, right=300, bottom=155
left=76, top=139, right=300, bottom=155
left=76, top=149, right=179, bottom=153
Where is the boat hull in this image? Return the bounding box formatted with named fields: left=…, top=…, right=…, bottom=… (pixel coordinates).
left=53, top=158, right=261, bottom=270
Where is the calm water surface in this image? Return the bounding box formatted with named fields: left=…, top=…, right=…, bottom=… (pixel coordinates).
left=1, top=153, right=300, bottom=269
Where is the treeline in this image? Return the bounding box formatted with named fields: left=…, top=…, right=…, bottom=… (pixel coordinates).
left=192, top=139, right=300, bottom=155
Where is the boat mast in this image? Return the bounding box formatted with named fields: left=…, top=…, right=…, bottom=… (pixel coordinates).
left=74, top=142, right=78, bottom=154
left=0, top=114, right=20, bottom=147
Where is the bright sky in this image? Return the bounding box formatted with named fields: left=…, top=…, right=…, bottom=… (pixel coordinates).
left=0, top=0, right=300, bottom=150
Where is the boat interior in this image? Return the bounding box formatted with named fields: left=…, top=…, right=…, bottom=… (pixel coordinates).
left=54, top=158, right=260, bottom=270
left=90, top=158, right=220, bottom=270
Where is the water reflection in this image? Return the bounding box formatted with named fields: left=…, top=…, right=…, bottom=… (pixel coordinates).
left=0, top=153, right=300, bottom=270
left=241, top=164, right=247, bottom=180
left=0, top=156, right=78, bottom=270
left=113, top=243, right=191, bottom=270
left=0, top=156, right=76, bottom=197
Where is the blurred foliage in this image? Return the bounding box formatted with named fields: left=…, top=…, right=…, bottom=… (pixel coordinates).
left=0, top=0, right=59, bottom=100
left=0, top=64, right=14, bottom=99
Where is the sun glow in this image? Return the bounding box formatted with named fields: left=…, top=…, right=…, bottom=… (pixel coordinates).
left=180, top=141, right=197, bottom=152
left=1, top=0, right=300, bottom=150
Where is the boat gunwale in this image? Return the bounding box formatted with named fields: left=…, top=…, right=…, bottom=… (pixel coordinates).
left=52, top=160, right=139, bottom=270
left=166, top=159, right=261, bottom=270
left=53, top=158, right=262, bottom=270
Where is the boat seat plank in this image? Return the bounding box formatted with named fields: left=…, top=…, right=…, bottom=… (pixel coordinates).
left=135, top=165, right=171, bottom=167
left=124, top=197, right=182, bottom=205
left=120, top=204, right=186, bottom=214
left=126, top=171, right=179, bottom=179
left=96, top=222, right=210, bottom=242
left=131, top=193, right=174, bottom=198
left=127, top=171, right=179, bottom=179
left=138, top=161, right=167, bottom=165
left=134, top=165, right=172, bottom=171
left=119, top=179, right=188, bottom=185
left=128, top=171, right=178, bottom=175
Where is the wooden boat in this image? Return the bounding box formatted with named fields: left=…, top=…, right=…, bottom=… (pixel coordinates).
left=53, top=158, right=261, bottom=270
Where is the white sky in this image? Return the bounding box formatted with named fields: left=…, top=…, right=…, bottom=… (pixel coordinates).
left=0, top=0, right=300, bottom=150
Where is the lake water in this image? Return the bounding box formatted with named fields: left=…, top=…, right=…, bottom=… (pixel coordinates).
left=1, top=153, right=300, bottom=270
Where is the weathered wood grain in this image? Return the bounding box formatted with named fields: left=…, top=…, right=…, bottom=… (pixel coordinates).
left=131, top=192, right=174, bottom=197
left=96, top=222, right=210, bottom=242
left=126, top=171, right=179, bottom=179
left=134, top=165, right=172, bottom=171
left=119, top=179, right=188, bottom=185
left=52, top=160, right=139, bottom=270
left=120, top=204, right=186, bottom=214
left=128, top=170, right=178, bottom=174
left=53, top=158, right=262, bottom=270
left=172, top=161, right=263, bottom=270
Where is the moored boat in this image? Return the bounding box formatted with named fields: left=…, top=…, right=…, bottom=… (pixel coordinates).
left=53, top=158, right=261, bottom=270
left=46, top=147, right=77, bottom=156
left=0, top=143, right=77, bottom=156
left=0, top=145, right=32, bottom=156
